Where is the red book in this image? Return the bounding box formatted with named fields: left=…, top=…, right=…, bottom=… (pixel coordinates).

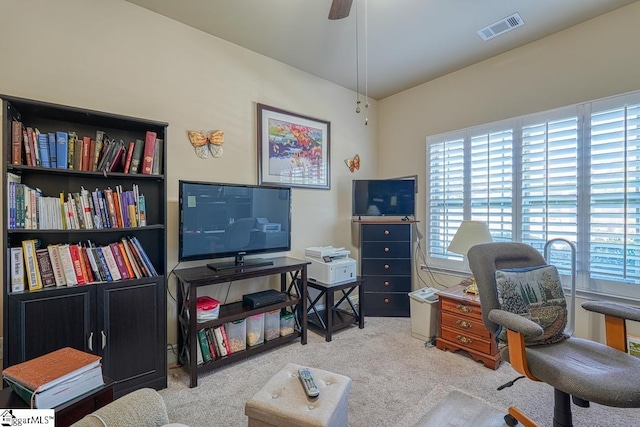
left=123, top=141, right=135, bottom=173
left=219, top=324, right=232, bottom=355
left=80, top=246, right=95, bottom=284
left=81, top=136, right=91, bottom=171
left=88, top=139, right=96, bottom=172
left=12, top=121, right=23, bottom=165
left=141, top=131, right=157, bottom=175
left=68, top=244, right=87, bottom=285
left=26, top=127, right=37, bottom=166
left=22, top=128, right=32, bottom=166
left=109, top=146, right=125, bottom=172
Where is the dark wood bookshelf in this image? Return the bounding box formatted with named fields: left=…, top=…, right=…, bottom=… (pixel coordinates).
left=2, top=94, right=168, bottom=398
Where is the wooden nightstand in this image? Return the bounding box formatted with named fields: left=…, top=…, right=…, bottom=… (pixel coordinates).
left=435, top=283, right=501, bottom=369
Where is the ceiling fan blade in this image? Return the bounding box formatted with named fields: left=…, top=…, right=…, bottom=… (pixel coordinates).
left=328, top=0, right=353, bottom=20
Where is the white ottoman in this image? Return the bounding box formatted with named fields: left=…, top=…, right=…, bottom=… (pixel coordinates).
left=245, top=363, right=352, bottom=427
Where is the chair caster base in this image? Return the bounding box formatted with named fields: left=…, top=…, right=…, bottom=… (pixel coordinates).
left=505, top=414, right=518, bottom=426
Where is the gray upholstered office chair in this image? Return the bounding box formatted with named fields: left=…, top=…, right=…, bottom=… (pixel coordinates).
left=467, top=242, right=640, bottom=427
left=223, top=217, right=256, bottom=251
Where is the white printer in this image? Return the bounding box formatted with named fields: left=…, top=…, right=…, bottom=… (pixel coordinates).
left=305, top=246, right=357, bottom=285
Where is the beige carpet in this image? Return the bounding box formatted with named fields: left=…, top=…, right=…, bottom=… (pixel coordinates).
left=160, top=317, right=640, bottom=427
left=409, top=389, right=506, bottom=427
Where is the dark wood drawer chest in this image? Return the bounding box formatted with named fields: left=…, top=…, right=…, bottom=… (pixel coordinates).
left=435, top=283, right=501, bottom=369
left=358, top=222, right=413, bottom=317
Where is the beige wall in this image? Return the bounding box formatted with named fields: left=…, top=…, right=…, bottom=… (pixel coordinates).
left=1, top=0, right=639, bottom=350
left=0, top=0, right=378, bottom=346
left=378, top=2, right=640, bottom=340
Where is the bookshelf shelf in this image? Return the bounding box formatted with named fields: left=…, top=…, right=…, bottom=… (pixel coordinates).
left=2, top=94, right=167, bottom=398
left=174, top=257, right=309, bottom=388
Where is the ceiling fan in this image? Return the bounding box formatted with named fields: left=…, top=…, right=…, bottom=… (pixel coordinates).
left=328, top=0, right=353, bottom=20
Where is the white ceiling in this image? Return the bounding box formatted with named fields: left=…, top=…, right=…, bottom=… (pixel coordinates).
left=126, top=0, right=638, bottom=100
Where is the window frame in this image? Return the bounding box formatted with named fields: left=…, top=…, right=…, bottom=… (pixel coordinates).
left=425, top=90, right=640, bottom=301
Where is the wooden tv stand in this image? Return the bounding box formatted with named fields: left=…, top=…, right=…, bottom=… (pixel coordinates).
left=174, top=257, right=309, bottom=387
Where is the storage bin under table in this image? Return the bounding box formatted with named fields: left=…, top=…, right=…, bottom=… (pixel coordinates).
left=306, top=277, right=365, bottom=342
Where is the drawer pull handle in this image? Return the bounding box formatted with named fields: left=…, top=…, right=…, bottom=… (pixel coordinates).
left=384, top=230, right=390, bottom=235
left=456, top=335, right=473, bottom=345
left=384, top=247, right=390, bottom=252
left=384, top=281, right=390, bottom=287
left=456, top=320, right=472, bottom=329
left=455, top=304, right=473, bottom=314
left=384, top=298, right=390, bottom=303
left=384, top=264, right=390, bottom=270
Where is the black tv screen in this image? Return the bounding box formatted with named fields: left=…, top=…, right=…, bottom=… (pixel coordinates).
left=178, top=181, right=291, bottom=263
left=352, top=179, right=416, bottom=217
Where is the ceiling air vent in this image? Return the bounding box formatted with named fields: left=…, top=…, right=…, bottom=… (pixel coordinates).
left=477, top=13, right=524, bottom=41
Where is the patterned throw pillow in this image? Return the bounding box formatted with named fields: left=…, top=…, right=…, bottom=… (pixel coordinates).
left=495, top=265, right=569, bottom=345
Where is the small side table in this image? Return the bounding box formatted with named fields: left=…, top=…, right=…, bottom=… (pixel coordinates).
left=0, top=377, right=114, bottom=427
left=306, top=276, right=365, bottom=341
left=435, top=283, right=501, bottom=369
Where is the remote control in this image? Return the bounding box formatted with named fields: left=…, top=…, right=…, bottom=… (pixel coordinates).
left=298, top=367, right=320, bottom=398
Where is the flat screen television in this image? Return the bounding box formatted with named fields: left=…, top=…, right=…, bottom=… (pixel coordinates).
left=352, top=178, right=416, bottom=218
left=178, top=180, right=292, bottom=270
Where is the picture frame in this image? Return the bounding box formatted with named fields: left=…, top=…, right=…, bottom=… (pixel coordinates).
left=257, top=103, right=330, bottom=190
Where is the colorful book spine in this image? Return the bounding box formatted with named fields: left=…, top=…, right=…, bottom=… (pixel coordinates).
left=109, top=243, right=129, bottom=280
left=129, top=139, right=145, bottom=174
left=117, top=242, right=135, bottom=279
left=99, top=245, right=121, bottom=281
left=197, top=329, right=213, bottom=363
left=47, top=244, right=67, bottom=287
left=68, top=244, right=87, bottom=286
left=57, top=244, right=78, bottom=286
left=35, top=248, right=56, bottom=288
left=22, top=127, right=32, bottom=166
left=120, top=238, right=142, bottom=279
left=94, top=246, right=113, bottom=282
left=37, top=132, right=51, bottom=168
left=22, top=239, right=42, bottom=291
left=10, top=247, right=25, bottom=292
left=47, top=132, right=57, bottom=169
left=26, top=127, right=38, bottom=166
left=129, top=236, right=157, bottom=276
left=141, top=131, right=157, bottom=174
left=56, top=131, right=68, bottom=170
left=67, top=132, right=77, bottom=170
left=12, top=120, right=22, bottom=165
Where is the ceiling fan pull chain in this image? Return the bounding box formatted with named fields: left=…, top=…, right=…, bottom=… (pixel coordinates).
left=364, top=0, right=369, bottom=125
left=355, top=0, right=361, bottom=113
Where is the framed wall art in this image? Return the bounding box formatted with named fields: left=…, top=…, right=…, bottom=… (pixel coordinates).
left=257, top=103, right=330, bottom=190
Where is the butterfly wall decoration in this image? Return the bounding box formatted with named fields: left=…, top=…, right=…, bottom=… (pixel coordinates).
left=187, top=130, right=225, bottom=159
left=345, top=154, right=360, bottom=173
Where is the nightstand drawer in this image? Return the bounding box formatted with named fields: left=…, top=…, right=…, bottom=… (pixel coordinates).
left=362, top=224, right=410, bottom=242
left=365, top=292, right=410, bottom=317
left=440, top=326, right=492, bottom=354
left=441, top=311, right=491, bottom=340
left=361, top=241, right=411, bottom=259
left=440, top=298, right=483, bottom=322
left=364, top=276, right=411, bottom=293
left=362, top=259, right=411, bottom=276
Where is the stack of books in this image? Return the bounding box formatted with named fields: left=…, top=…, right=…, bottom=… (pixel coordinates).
left=2, top=347, right=104, bottom=409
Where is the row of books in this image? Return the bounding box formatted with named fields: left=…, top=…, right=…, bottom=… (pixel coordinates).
left=10, top=237, right=158, bottom=292
left=11, top=120, right=163, bottom=175
left=7, top=174, right=147, bottom=230
left=2, top=347, right=104, bottom=409
left=196, top=325, right=233, bottom=365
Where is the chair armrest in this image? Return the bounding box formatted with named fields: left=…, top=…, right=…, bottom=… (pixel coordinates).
left=581, top=301, right=640, bottom=322
left=69, top=388, right=170, bottom=427
left=488, top=309, right=544, bottom=337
